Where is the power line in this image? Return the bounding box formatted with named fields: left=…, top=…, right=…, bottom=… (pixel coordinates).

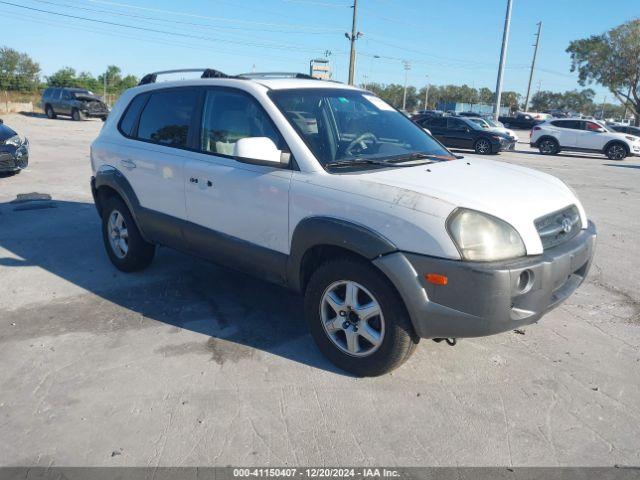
left=29, top=0, right=340, bottom=35
left=0, top=1, right=336, bottom=54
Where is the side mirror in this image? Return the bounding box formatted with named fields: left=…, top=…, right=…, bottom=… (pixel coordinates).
left=233, top=137, right=288, bottom=167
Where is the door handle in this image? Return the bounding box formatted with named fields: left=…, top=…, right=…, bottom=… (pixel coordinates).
left=120, top=159, right=136, bottom=169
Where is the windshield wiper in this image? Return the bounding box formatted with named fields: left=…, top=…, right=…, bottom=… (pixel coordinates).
left=383, top=152, right=451, bottom=163
left=324, top=159, right=390, bottom=168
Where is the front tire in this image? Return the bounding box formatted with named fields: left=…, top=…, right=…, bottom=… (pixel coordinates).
left=72, top=108, right=85, bottom=121
left=474, top=138, right=492, bottom=154
left=304, top=258, right=418, bottom=376
left=101, top=196, right=155, bottom=272
left=606, top=142, right=627, bottom=161
left=538, top=138, right=559, bottom=155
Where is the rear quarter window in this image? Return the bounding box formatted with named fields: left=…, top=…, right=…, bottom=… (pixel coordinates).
left=118, top=93, right=149, bottom=138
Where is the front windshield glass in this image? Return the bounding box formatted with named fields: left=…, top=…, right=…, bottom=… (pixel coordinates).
left=469, top=118, right=489, bottom=128
left=269, top=89, right=454, bottom=167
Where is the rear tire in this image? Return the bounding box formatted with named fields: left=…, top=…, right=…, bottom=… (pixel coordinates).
left=45, top=105, right=56, bottom=119
left=605, top=142, right=627, bottom=161
left=474, top=138, right=492, bottom=154
left=101, top=196, right=155, bottom=272
left=538, top=138, right=559, bottom=155
left=304, top=258, right=418, bottom=377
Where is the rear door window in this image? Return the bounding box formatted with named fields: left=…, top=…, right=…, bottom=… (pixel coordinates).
left=137, top=89, right=199, bottom=148
left=552, top=120, right=581, bottom=129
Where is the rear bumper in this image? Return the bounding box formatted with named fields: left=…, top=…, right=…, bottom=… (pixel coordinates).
left=374, top=221, right=596, bottom=339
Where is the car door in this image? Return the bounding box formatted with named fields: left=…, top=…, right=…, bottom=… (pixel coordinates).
left=115, top=87, right=198, bottom=244
left=420, top=117, right=447, bottom=144
left=183, top=88, right=292, bottom=282
left=551, top=120, right=579, bottom=147
left=577, top=121, right=608, bottom=151
left=59, top=90, right=74, bottom=115
left=50, top=89, right=63, bottom=113
left=446, top=117, right=474, bottom=149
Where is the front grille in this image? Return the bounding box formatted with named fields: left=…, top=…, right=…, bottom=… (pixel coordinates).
left=535, top=205, right=581, bottom=250
left=0, top=153, right=16, bottom=171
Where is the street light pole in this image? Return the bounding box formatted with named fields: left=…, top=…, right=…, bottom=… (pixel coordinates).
left=523, top=21, right=542, bottom=112
left=346, top=0, right=359, bottom=85
left=493, top=0, right=513, bottom=120
left=424, top=75, right=429, bottom=110
left=402, top=61, right=411, bottom=111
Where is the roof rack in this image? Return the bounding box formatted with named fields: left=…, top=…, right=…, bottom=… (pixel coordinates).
left=138, top=68, right=240, bottom=85
left=237, top=72, right=318, bottom=80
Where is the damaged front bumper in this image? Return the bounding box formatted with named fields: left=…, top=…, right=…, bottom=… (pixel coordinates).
left=374, top=221, right=597, bottom=339
left=0, top=138, right=29, bottom=172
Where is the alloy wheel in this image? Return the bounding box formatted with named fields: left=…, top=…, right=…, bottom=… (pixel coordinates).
left=107, top=210, right=129, bottom=259
left=320, top=280, right=385, bottom=357
left=476, top=139, right=491, bottom=154
left=540, top=140, right=556, bottom=154
left=608, top=144, right=626, bottom=160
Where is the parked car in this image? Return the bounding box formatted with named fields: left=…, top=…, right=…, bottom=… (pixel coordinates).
left=91, top=69, right=596, bottom=376
left=416, top=115, right=516, bottom=154
left=466, top=116, right=520, bottom=142
left=0, top=119, right=29, bottom=175
left=530, top=118, right=640, bottom=160
left=498, top=113, right=543, bottom=129
left=610, top=125, right=640, bottom=138
left=41, top=87, right=110, bottom=121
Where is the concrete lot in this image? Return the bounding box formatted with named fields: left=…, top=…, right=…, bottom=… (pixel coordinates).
left=0, top=113, right=639, bottom=467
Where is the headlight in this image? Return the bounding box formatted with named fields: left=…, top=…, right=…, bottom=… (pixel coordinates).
left=624, top=135, right=638, bottom=142
left=4, top=135, right=22, bottom=147
left=447, top=208, right=526, bottom=261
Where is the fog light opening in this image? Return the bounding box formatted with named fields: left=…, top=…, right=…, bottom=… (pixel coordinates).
left=517, top=269, right=534, bottom=294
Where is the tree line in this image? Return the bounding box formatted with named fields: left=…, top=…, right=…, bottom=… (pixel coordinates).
left=0, top=46, right=137, bottom=95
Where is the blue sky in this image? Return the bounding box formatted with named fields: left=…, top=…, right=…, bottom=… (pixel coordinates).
left=1, top=0, right=638, bottom=102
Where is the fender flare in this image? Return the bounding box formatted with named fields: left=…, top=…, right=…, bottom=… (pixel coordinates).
left=286, top=216, right=397, bottom=291
left=92, top=167, right=149, bottom=241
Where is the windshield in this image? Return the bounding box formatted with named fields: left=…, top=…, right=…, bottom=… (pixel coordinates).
left=469, top=118, right=489, bottom=128
left=269, top=89, right=453, bottom=167
left=484, top=118, right=503, bottom=128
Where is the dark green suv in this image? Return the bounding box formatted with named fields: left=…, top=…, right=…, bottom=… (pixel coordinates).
left=41, top=87, right=110, bottom=121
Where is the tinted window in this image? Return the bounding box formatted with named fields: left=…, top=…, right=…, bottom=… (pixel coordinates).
left=137, top=89, right=198, bottom=148
left=552, top=120, right=581, bottom=129
left=200, top=89, right=283, bottom=156
left=447, top=118, right=468, bottom=130
left=426, top=117, right=446, bottom=128
left=119, top=93, right=149, bottom=137
left=62, top=90, right=73, bottom=100
left=43, top=88, right=52, bottom=99
left=52, top=89, right=62, bottom=100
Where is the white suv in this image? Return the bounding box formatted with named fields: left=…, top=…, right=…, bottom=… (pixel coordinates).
left=531, top=118, right=640, bottom=160
left=90, top=69, right=596, bottom=376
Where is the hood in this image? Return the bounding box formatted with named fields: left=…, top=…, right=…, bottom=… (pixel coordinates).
left=488, top=126, right=518, bottom=139
left=359, top=157, right=586, bottom=255
left=0, top=123, right=17, bottom=142
left=75, top=93, right=106, bottom=103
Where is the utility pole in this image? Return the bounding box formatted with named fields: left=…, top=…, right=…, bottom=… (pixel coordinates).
left=523, top=21, right=542, bottom=112
left=345, top=0, right=362, bottom=85
left=103, top=69, right=107, bottom=104
left=493, top=0, right=513, bottom=120
left=600, top=95, right=607, bottom=119
left=424, top=76, right=430, bottom=111
left=402, top=61, right=411, bottom=111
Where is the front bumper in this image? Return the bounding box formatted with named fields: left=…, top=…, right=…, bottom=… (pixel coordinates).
left=374, top=221, right=596, bottom=339
left=499, top=138, right=516, bottom=151
left=0, top=140, right=29, bottom=172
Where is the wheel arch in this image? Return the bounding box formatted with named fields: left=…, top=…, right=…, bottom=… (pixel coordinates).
left=92, top=167, right=150, bottom=242
left=603, top=139, right=629, bottom=155
left=287, top=217, right=397, bottom=292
